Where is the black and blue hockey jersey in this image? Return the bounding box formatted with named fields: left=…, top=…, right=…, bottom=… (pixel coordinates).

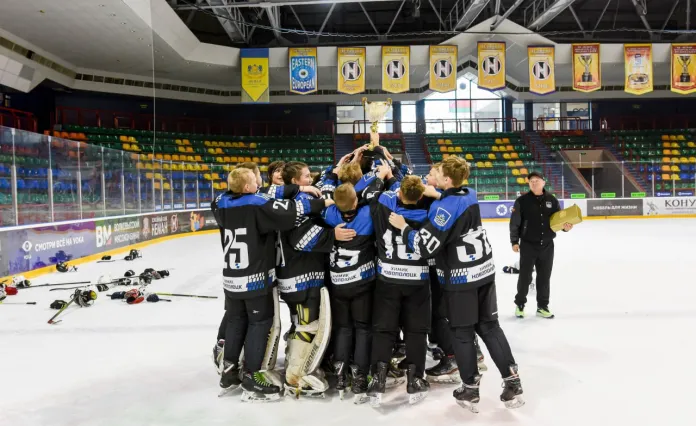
left=373, top=191, right=429, bottom=286
left=402, top=186, right=495, bottom=291
left=211, top=191, right=325, bottom=299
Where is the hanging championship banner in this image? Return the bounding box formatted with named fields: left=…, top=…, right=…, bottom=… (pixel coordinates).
left=429, top=45, right=457, bottom=93
left=337, top=47, right=366, bottom=95
left=572, top=43, right=601, bottom=92
left=241, top=48, right=269, bottom=103
left=671, top=43, right=696, bottom=95
left=528, top=46, right=555, bottom=95
left=288, top=47, right=317, bottom=95
left=477, top=42, right=506, bottom=91
left=624, top=44, right=653, bottom=95
left=382, top=46, right=410, bottom=94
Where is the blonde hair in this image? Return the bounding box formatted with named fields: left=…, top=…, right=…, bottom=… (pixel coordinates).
left=228, top=168, right=254, bottom=193
left=237, top=162, right=259, bottom=174
left=440, top=156, right=470, bottom=187
left=400, top=175, right=426, bottom=203
left=334, top=183, right=357, bottom=212
left=338, top=163, right=363, bottom=186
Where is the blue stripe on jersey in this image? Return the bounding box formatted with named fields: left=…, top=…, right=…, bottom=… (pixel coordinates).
left=354, top=172, right=376, bottom=193
left=216, top=192, right=271, bottom=209
left=427, top=189, right=478, bottom=232
left=323, top=205, right=373, bottom=235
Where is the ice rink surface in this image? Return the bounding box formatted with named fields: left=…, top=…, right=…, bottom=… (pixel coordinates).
left=1, top=218, right=694, bottom=426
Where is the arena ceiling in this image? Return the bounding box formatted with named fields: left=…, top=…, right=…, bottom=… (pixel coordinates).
left=168, top=0, right=696, bottom=47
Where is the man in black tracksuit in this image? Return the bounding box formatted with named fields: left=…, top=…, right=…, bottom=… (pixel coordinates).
left=510, top=171, right=572, bottom=319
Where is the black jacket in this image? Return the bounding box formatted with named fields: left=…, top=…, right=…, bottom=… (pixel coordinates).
left=509, top=190, right=561, bottom=247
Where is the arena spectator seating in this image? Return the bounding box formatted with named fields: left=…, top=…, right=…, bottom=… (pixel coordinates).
left=538, top=130, right=594, bottom=152
left=612, top=129, right=696, bottom=193
left=424, top=132, right=544, bottom=196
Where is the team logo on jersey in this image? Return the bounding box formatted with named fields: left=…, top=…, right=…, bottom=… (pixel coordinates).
left=341, top=61, right=362, bottom=81
left=434, top=207, right=452, bottom=227
left=433, top=59, right=453, bottom=79
left=483, top=56, right=502, bottom=75
left=532, top=61, right=551, bottom=80
left=546, top=201, right=552, bottom=208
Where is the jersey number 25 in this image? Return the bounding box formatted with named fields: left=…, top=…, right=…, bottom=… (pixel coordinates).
left=224, top=228, right=249, bottom=269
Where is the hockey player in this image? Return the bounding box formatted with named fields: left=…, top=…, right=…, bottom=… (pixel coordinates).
left=276, top=161, right=355, bottom=397
left=267, top=161, right=285, bottom=185
left=389, top=156, right=524, bottom=412
left=367, top=176, right=432, bottom=406
left=212, top=167, right=331, bottom=402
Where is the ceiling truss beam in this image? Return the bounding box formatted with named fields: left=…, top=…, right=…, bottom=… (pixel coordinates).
left=358, top=3, right=380, bottom=35
left=202, top=0, right=248, bottom=43
left=173, top=0, right=400, bottom=9
left=490, top=0, right=525, bottom=31
left=525, top=0, right=577, bottom=31
left=629, top=0, right=656, bottom=40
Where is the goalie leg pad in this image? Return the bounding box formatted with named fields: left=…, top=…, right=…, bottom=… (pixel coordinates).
left=261, top=287, right=281, bottom=371
left=284, top=287, right=331, bottom=387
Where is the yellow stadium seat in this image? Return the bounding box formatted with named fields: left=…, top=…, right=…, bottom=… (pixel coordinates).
left=462, top=179, right=468, bottom=185
left=511, top=169, right=520, bottom=176
left=122, top=143, right=131, bottom=151
left=244, top=157, right=252, bottom=162
left=207, top=148, right=215, bottom=155
left=163, top=163, right=170, bottom=170
left=204, top=141, right=211, bottom=147
left=222, top=156, right=230, bottom=163
left=186, top=147, right=193, bottom=153
left=671, top=143, right=679, bottom=149
left=145, top=172, right=154, bottom=179
left=507, top=161, right=515, bottom=167
left=195, top=155, right=202, bottom=162
left=250, top=143, right=257, bottom=149
left=662, top=157, right=671, bottom=163
left=260, top=165, right=268, bottom=172
left=216, top=157, right=224, bottom=163
left=503, top=138, right=510, bottom=144
left=145, top=163, right=153, bottom=170
left=201, top=164, right=209, bottom=171
left=484, top=161, right=493, bottom=168
left=130, top=153, right=139, bottom=161
left=172, top=155, right=180, bottom=161
left=515, top=160, right=523, bottom=167
left=443, top=153, right=450, bottom=159
left=183, top=139, right=190, bottom=145
left=437, top=139, right=444, bottom=145
left=120, top=135, right=129, bottom=142
left=229, top=156, right=238, bottom=163
left=673, top=149, right=681, bottom=155
left=678, top=134, right=686, bottom=141
left=517, top=177, right=526, bottom=185
left=136, top=162, right=144, bottom=169
left=175, top=139, right=182, bottom=145
left=495, top=138, right=502, bottom=144
left=503, top=153, right=511, bottom=160
left=154, top=173, right=162, bottom=180
left=154, top=182, right=161, bottom=190
left=661, top=135, right=669, bottom=141
left=661, top=164, right=671, bottom=172
left=211, top=141, right=218, bottom=147
left=178, top=146, right=186, bottom=153
left=680, top=157, right=688, bottom=163
left=688, top=142, right=695, bottom=148
left=163, top=154, right=172, bottom=161
left=672, top=157, right=680, bottom=164
left=662, top=142, right=671, bottom=148
left=510, top=153, right=519, bottom=159
left=185, top=155, right=193, bottom=162
left=476, top=161, right=484, bottom=168
left=454, top=147, right=463, bottom=153
left=671, top=165, right=680, bottom=172
left=445, top=139, right=452, bottom=145
left=261, top=157, right=269, bottom=163
left=690, top=157, right=696, bottom=163
left=670, top=135, right=677, bottom=141
left=662, top=173, right=670, bottom=180
left=505, top=145, right=513, bottom=151
left=252, top=157, right=260, bottom=163
left=448, top=147, right=455, bottom=153
left=164, top=182, right=171, bottom=190
left=672, top=173, right=681, bottom=180
left=465, top=154, right=474, bottom=161
left=128, top=136, right=137, bottom=143
left=440, top=146, right=448, bottom=152
left=492, top=146, right=500, bottom=152
left=147, top=153, right=154, bottom=160
left=215, top=148, right=223, bottom=155
left=487, top=153, right=496, bottom=160
left=232, top=142, right=240, bottom=148
left=520, top=168, right=529, bottom=175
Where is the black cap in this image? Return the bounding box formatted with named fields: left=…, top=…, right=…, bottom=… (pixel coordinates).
left=527, top=171, right=545, bottom=181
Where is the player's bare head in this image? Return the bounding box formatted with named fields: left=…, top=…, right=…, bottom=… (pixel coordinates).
left=400, top=175, right=426, bottom=204
left=267, top=161, right=285, bottom=185
left=426, top=162, right=441, bottom=186
left=237, top=162, right=262, bottom=187
left=282, top=161, right=311, bottom=186
left=338, top=163, right=363, bottom=186
left=228, top=168, right=258, bottom=194
left=334, top=183, right=358, bottom=212
left=439, top=156, right=470, bottom=188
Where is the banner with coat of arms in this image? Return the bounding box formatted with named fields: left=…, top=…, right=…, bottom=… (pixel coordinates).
left=288, top=47, right=317, bottom=95
left=477, top=42, right=506, bottom=91
left=429, top=45, right=457, bottom=93
left=528, top=46, right=556, bottom=95
left=241, top=48, right=269, bottom=103
left=671, top=43, right=696, bottom=95
left=337, top=47, right=366, bottom=95
left=571, top=43, right=601, bottom=92
left=382, top=46, right=410, bottom=93
left=624, top=44, right=653, bottom=95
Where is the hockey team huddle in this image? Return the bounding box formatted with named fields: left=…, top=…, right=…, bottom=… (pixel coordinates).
left=210, top=143, right=524, bottom=413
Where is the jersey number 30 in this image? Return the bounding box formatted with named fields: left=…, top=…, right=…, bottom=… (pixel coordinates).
left=457, top=227, right=492, bottom=262
left=224, top=228, right=249, bottom=269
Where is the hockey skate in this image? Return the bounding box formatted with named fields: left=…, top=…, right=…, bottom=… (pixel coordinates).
left=218, top=361, right=242, bottom=397
left=500, top=365, right=525, bottom=409
left=334, top=361, right=350, bottom=400
left=367, top=361, right=388, bottom=407
left=213, top=339, right=225, bottom=375
left=350, top=365, right=370, bottom=405
left=406, top=364, right=430, bottom=405
left=284, top=369, right=329, bottom=399
left=386, top=357, right=407, bottom=388
left=453, top=375, right=481, bottom=413
left=241, top=370, right=283, bottom=403
left=425, top=355, right=461, bottom=384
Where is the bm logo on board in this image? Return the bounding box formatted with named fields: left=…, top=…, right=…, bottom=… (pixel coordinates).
left=96, top=225, right=113, bottom=248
